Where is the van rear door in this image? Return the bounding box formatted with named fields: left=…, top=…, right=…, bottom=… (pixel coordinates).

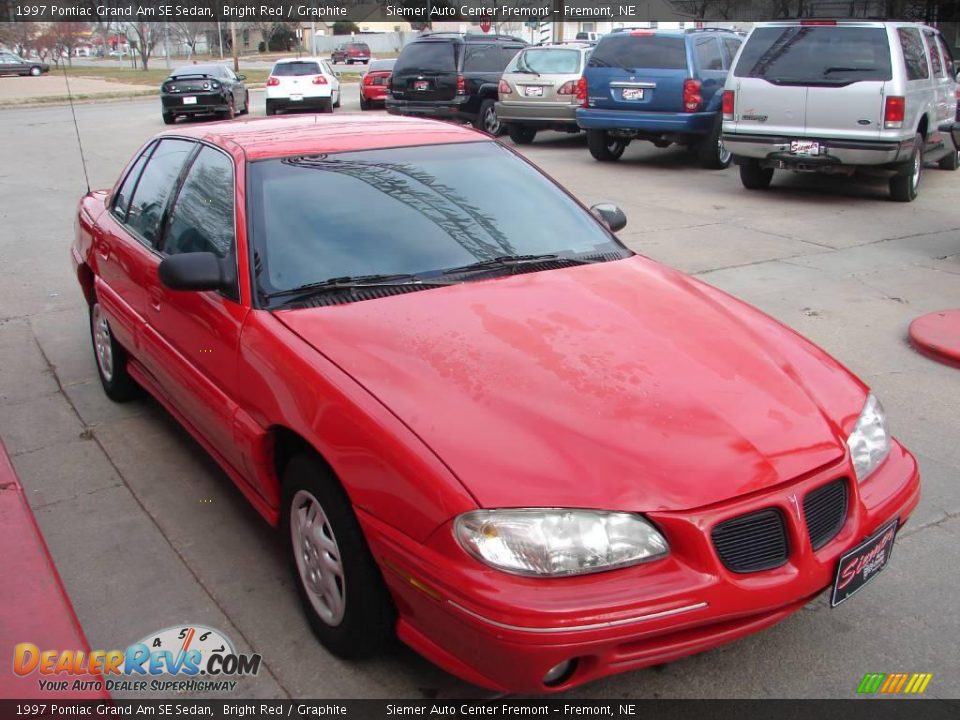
left=391, top=40, right=459, bottom=102
left=586, top=32, right=689, bottom=113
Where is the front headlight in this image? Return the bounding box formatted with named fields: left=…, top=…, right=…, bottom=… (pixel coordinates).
left=846, top=393, right=890, bottom=482
left=454, top=509, right=669, bottom=577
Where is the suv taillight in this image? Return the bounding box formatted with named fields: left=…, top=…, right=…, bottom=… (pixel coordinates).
left=456, top=74, right=465, bottom=95
left=266, top=76, right=280, bottom=87
left=312, top=75, right=328, bottom=85
left=683, top=79, right=702, bottom=113
left=884, top=96, right=905, bottom=129
left=576, top=76, right=588, bottom=107
left=722, top=89, right=735, bottom=120
left=498, top=79, right=512, bottom=95
left=557, top=80, right=577, bottom=95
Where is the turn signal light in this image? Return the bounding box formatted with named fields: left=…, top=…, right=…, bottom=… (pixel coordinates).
left=576, top=76, right=588, bottom=107
left=498, top=79, right=512, bottom=95
left=557, top=80, right=577, bottom=95
left=266, top=76, right=280, bottom=87
left=312, top=75, right=328, bottom=85
left=683, top=79, right=702, bottom=113
left=456, top=74, right=466, bottom=95
left=722, top=89, right=735, bottom=120
left=884, top=96, right=905, bottom=128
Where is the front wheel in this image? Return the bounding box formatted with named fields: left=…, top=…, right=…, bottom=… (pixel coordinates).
left=739, top=160, right=774, bottom=190
left=474, top=99, right=502, bottom=136
left=698, top=116, right=732, bottom=169
left=30, top=66, right=42, bottom=76
left=90, top=301, right=140, bottom=402
left=889, top=133, right=923, bottom=202
left=282, top=453, right=395, bottom=659
left=507, top=124, right=537, bottom=144
left=587, top=129, right=627, bottom=161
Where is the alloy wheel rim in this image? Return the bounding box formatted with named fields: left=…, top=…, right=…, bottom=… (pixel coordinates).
left=290, top=490, right=346, bottom=626
left=483, top=107, right=500, bottom=135
left=607, top=138, right=623, bottom=154
left=718, top=136, right=731, bottom=164
left=92, top=304, right=114, bottom=382
left=912, top=150, right=921, bottom=190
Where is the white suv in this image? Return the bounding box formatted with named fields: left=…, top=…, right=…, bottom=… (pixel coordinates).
left=266, top=58, right=341, bottom=115
left=723, top=21, right=960, bottom=201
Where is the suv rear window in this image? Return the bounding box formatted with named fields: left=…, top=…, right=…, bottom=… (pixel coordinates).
left=588, top=34, right=687, bottom=71
left=395, top=42, right=457, bottom=73
left=273, top=61, right=321, bottom=76
left=349, top=43, right=370, bottom=52
left=507, top=48, right=581, bottom=74
left=735, top=26, right=892, bottom=85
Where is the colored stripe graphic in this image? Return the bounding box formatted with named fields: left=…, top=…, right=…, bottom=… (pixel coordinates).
left=858, top=672, right=932, bottom=695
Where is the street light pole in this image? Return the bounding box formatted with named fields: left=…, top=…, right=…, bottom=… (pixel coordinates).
left=217, top=21, right=224, bottom=59
left=231, top=21, right=239, bottom=73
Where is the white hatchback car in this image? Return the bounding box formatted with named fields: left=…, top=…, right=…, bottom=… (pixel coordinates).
left=266, top=57, right=341, bottom=115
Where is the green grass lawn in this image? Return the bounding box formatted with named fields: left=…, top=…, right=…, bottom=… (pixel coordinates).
left=57, top=66, right=272, bottom=87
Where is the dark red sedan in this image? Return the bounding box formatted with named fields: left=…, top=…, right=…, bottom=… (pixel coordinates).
left=72, top=115, right=919, bottom=693
left=360, top=58, right=395, bottom=110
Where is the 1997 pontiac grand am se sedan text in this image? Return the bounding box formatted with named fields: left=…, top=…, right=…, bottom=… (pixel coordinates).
left=71, top=115, right=920, bottom=693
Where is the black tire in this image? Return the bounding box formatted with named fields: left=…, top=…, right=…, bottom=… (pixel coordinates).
left=333, top=92, right=341, bottom=109
left=238, top=91, right=249, bottom=115
left=220, top=96, right=236, bottom=120
left=507, top=124, right=537, bottom=144
left=162, top=112, right=175, bottom=125
left=474, top=99, right=502, bottom=136
left=698, top=115, right=733, bottom=169
left=281, top=452, right=395, bottom=659
left=266, top=101, right=276, bottom=117
left=320, top=99, right=334, bottom=114
left=889, top=133, right=923, bottom=202
left=359, top=95, right=371, bottom=111
left=89, top=300, right=140, bottom=403
left=587, top=129, right=627, bottom=162
left=938, top=148, right=959, bottom=171
left=739, top=160, right=774, bottom=190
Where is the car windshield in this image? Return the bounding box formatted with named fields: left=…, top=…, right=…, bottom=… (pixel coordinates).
left=508, top=48, right=582, bottom=74
left=273, top=61, right=322, bottom=76
left=589, top=34, right=687, bottom=71
left=394, top=42, right=457, bottom=73
left=735, top=26, right=892, bottom=84
left=172, top=64, right=223, bottom=77
left=248, top=142, right=627, bottom=302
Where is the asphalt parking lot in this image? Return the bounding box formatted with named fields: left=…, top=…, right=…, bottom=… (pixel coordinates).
left=1, top=86, right=958, bottom=700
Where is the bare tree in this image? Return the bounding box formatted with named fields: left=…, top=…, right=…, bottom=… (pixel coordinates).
left=2, top=21, right=40, bottom=58
left=172, top=21, right=212, bottom=58
left=126, top=21, right=159, bottom=70
left=49, top=22, right=89, bottom=65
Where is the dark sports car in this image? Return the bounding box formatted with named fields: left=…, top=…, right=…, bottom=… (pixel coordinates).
left=160, top=64, right=249, bottom=125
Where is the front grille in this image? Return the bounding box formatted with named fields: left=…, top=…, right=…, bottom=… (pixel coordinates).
left=712, top=508, right=789, bottom=573
left=803, top=479, right=848, bottom=550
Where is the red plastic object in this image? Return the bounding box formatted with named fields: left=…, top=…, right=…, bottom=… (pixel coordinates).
left=909, top=310, right=960, bottom=368
left=0, top=440, right=109, bottom=699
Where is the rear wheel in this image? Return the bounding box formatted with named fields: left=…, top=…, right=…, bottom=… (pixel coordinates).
left=587, top=129, right=627, bottom=161
left=90, top=300, right=140, bottom=403
left=739, top=160, right=774, bottom=190
left=475, top=99, right=502, bottom=136
left=698, top=116, right=732, bottom=169
left=162, top=112, right=175, bottom=125
left=359, top=95, right=371, bottom=111
left=265, top=101, right=276, bottom=117
left=238, top=91, right=249, bottom=115
left=282, top=453, right=395, bottom=659
left=30, top=66, right=42, bottom=76
left=333, top=91, right=341, bottom=109
left=320, top=99, right=334, bottom=114
left=889, top=133, right=923, bottom=202
left=507, top=124, right=537, bottom=144
left=938, top=148, right=959, bottom=171
left=220, top=96, right=235, bottom=120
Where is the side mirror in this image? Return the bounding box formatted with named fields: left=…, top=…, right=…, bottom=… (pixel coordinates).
left=590, top=202, right=627, bottom=233
left=236, top=74, right=247, bottom=81
left=158, top=252, right=228, bottom=292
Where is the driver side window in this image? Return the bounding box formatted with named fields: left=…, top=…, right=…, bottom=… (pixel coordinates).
left=124, top=139, right=195, bottom=247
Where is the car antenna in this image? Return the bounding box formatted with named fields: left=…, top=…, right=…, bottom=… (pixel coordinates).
left=60, top=63, right=91, bottom=194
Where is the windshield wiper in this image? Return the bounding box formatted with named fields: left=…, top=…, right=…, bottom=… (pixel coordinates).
left=264, top=273, right=450, bottom=300
left=442, top=254, right=592, bottom=276
left=823, top=66, right=876, bottom=75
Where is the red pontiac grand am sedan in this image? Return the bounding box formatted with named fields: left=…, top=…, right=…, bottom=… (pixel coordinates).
left=72, top=115, right=920, bottom=693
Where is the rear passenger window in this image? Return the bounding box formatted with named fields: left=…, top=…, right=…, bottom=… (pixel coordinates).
left=695, top=37, right=723, bottom=71
left=113, top=144, right=153, bottom=222
left=463, top=45, right=503, bottom=72
left=721, top=37, right=741, bottom=67
left=898, top=27, right=929, bottom=80
left=125, top=139, right=195, bottom=247
left=924, top=32, right=944, bottom=77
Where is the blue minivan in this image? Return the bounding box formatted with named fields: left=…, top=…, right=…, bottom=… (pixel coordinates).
left=577, top=28, right=743, bottom=167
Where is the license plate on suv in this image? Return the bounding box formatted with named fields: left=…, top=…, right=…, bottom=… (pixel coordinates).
left=524, top=86, right=544, bottom=97
left=790, top=140, right=820, bottom=156
left=830, top=518, right=898, bottom=607
left=622, top=88, right=644, bottom=101
left=414, top=80, right=430, bottom=91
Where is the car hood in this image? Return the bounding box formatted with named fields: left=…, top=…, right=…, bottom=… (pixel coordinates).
left=276, top=257, right=860, bottom=513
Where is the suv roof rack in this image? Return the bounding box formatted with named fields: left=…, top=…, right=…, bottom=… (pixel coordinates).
left=683, top=27, right=736, bottom=33
left=417, top=31, right=526, bottom=43
left=533, top=40, right=595, bottom=47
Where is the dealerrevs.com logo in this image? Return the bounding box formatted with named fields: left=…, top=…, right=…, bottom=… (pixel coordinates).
left=13, top=625, right=262, bottom=694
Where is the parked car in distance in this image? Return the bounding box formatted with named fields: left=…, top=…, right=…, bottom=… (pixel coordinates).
left=577, top=27, right=743, bottom=168
left=0, top=51, right=49, bottom=76
left=73, top=114, right=920, bottom=694
left=722, top=20, right=960, bottom=201
left=360, top=58, right=395, bottom=110
left=387, top=32, right=527, bottom=135
left=331, top=42, right=371, bottom=65
left=575, top=32, right=602, bottom=42
left=266, top=58, right=341, bottom=115
left=496, top=42, right=594, bottom=144
left=160, top=64, right=248, bottom=125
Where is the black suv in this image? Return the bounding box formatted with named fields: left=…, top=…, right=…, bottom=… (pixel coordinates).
left=386, top=33, right=527, bottom=134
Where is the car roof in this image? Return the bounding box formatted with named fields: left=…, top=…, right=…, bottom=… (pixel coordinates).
left=273, top=57, right=326, bottom=64
left=155, top=114, right=488, bottom=161
left=171, top=63, right=225, bottom=75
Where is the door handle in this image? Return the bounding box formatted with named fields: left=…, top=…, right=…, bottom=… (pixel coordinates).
left=94, top=237, right=110, bottom=261
left=148, top=287, right=162, bottom=313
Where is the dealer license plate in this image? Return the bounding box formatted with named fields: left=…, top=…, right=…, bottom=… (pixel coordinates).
left=830, top=518, right=898, bottom=607
left=524, top=86, right=544, bottom=97
left=791, top=140, right=820, bottom=156
left=290, top=94, right=303, bottom=102
left=622, top=88, right=644, bottom=100
left=182, top=96, right=197, bottom=105
left=414, top=80, right=430, bottom=91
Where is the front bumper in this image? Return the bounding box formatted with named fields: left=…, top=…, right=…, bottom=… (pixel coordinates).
left=722, top=131, right=914, bottom=167
left=496, top=101, right=578, bottom=125
left=161, top=92, right=229, bottom=115
left=577, top=108, right=715, bottom=134
left=386, top=98, right=473, bottom=123
left=363, top=441, right=920, bottom=693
